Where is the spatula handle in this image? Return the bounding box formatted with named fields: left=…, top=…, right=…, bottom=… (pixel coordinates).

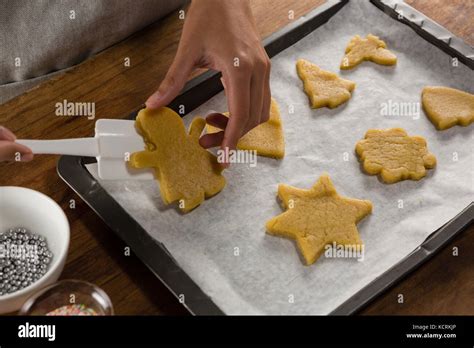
left=16, top=138, right=99, bottom=157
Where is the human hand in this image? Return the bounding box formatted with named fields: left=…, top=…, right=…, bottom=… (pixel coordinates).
left=146, top=0, right=271, bottom=167
left=0, top=127, right=33, bottom=162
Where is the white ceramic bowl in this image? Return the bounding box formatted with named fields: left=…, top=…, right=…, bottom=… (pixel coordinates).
left=0, top=186, right=70, bottom=314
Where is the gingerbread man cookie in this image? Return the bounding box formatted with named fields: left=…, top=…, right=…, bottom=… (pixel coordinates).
left=340, top=34, right=397, bottom=70
left=206, top=98, right=285, bottom=159
left=355, top=128, right=436, bottom=184
left=422, top=86, right=474, bottom=130
left=296, top=59, right=356, bottom=109
left=129, top=107, right=226, bottom=213
left=266, top=174, right=372, bottom=265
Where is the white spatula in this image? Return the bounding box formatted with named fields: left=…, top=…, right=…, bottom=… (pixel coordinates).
left=16, top=119, right=154, bottom=180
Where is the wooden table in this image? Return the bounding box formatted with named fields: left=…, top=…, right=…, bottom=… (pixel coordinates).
left=0, top=0, right=472, bottom=315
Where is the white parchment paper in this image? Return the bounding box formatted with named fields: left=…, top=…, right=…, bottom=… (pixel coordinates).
left=88, top=1, right=473, bottom=314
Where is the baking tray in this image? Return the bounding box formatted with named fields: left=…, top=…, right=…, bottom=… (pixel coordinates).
left=57, top=0, right=473, bottom=315
left=371, top=0, right=473, bottom=69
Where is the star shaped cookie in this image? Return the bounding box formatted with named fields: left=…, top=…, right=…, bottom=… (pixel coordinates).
left=206, top=98, right=285, bottom=158
left=340, top=34, right=397, bottom=70
left=266, top=175, right=372, bottom=265
left=129, top=107, right=226, bottom=213
left=422, top=86, right=474, bottom=130
left=355, top=128, right=436, bottom=184
left=296, top=59, right=356, bottom=108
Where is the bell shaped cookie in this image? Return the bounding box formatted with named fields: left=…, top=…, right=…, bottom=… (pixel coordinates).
left=340, top=34, right=397, bottom=70
left=296, top=59, right=356, bottom=109
left=355, top=128, right=436, bottom=184
left=422, top=86, right=474, bottom=130
left=129, top=107, right=226, bottom=213
left=206, top=98, right=285, bottom=159
left=266, top=174, right=372, bottom=265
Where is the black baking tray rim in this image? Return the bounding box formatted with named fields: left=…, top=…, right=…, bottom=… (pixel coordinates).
left=371, top=0, right=473, bottom=70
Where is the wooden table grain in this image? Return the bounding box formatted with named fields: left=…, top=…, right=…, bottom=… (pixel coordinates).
left=0, top=0, right=472, bottom=315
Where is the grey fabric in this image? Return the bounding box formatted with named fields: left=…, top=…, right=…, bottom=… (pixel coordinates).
left=0, top=0, right=186, bottom=103
left=0, top=70, right=69, bottom=105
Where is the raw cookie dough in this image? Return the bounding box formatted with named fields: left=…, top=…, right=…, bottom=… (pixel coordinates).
left=266, top=174, right=372, bottom=265
left=355, top=128, right=436, bottom=184
left=129, top=107, right=226, bottom=213
left=296, top=59, right=356, bottom=108
left=206, top=98, right=285, bottom=159
left=340, top=34, right=397, bottom=70
left=422, top=86, right=474, bottom=130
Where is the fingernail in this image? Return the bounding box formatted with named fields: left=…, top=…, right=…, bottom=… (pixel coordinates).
left=21, top=153, right=34, bottom=162
left=219, top=145, right=231, bottom=169
left=145, top=93, right=161, bottom=109
left=0, top=126, right=16, bottom=141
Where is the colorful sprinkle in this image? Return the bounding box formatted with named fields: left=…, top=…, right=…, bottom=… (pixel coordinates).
left=46, top=304, right=98, bottom=316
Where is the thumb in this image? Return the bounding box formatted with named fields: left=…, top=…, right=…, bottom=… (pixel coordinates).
left=146, top=52, right=195, bottom=109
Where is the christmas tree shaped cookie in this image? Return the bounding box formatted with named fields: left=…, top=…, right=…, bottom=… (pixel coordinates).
left=296, top=59, right=356, bottom=109
left=422, top=86, right=474, bottom=130
left=129, top=107, right=226, bottom=212
left=266, top=174, right=372, bottom=265
left=355, top=128, right=436, bottom=184
left=340, top=34, right=397, bottom=69
left=206, top=98, right=285, bottom=159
